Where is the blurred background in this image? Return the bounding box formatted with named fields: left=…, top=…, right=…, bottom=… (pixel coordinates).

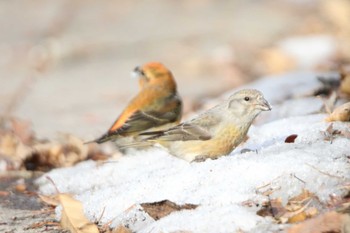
left=0, top=0, right=349, bottom=140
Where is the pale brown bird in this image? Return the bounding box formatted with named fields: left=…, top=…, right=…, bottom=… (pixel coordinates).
left=124, top=89, right=271, bottom=162
left=88, top=62, right=182, bottom=145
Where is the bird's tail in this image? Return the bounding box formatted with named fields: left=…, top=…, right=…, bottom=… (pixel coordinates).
left=118, top=140, right=155, bottom=150
left=83, top=133, right=119, bottom=144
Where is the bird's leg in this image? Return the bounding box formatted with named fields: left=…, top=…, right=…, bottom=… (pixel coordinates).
left=191, top=155, right=208, bottom=162
left=192, top=155, right=220, bottom=162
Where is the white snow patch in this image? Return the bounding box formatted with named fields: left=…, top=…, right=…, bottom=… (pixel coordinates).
left=36, top=73, right=350, bottom=233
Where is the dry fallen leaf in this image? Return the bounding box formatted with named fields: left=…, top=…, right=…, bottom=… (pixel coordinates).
left=340, top=72, right=350, bottom=96
left=257, top=190, right=317, bottom=224
left=140, top=200, right=198, bottom=220
left=339, top=64, right=350, bottom=96
left=112, top=225, right=132, bottom=233
left=322, top=123, right=342, bottom=142
left=256, top=198, right=286, bottom=219
left=24, top=134, right=100, bottom=171
left=287, top=211, right=347, bottom=233
left=286, top=189, right=314, bottom=212
left=59, top=193, right=99, bottom=233
left=15, top=183, right=27, bottom=193
left=0, top=132, right=32, bottom=170
left=0, top=118, right=110, bottom=172
left=281, top=199, right=314, bottom=224
left=325, top=102, right=350, bottom=122
left=38, top=194, right=60, bottom=207
left=287, top=211, right=308, bottom=224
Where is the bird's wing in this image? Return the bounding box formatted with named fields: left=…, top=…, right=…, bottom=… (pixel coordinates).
left=93, top=92, right=182, bottom=144
left=140, top=112, right=221, bottom=141
left=117, top=109, right=178, bottom=133
left=115, top=92, right=181, bottom=133
left=92, top=110, right=178, bottom=144
left=140, top=122, right=212, bottom=141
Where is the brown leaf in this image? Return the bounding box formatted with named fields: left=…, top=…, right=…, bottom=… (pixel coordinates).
left=0, top=134, right=23, bottom=158
left=322, top=123, right=341, bottom=142
left=287, top=211, right=346, bottom=233
left=59, top=193, right=99, bottom=233
left=24, top=134, right=89, bottom=171
left=340, top=66, right=350, bottom=96
left=285, top=134, right=298, bottom=143
left=112, top=225, right=132, bottom=233
left=286, top=189, right=314, bottom=211
left=140, top=200, right=198, bottom=220
left=256, top=198, right=286, bottom=219
left=287, top=211, right=308, bottom=223
left=0, top=133, right=32, bottom=170
left=305, top=207, right=318, bottom=218
left=38, top=194, right=60, bottom=207
left=326, top=123, right=334, bottom=135
left=325, top=102, right=350, bottom=122
left=257, top=190, right=318, bottom=224
left=14, top=183, right=27, bottom=193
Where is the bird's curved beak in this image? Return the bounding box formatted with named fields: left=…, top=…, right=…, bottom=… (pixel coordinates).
left=258, top=98, right=272, bottom=111
left=131, top=66, right=145, bottom=79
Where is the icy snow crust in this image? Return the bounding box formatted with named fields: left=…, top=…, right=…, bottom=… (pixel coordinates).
left=37, top=73, right=350, bottom=233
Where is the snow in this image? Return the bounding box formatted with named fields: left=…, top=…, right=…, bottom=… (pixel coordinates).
left=36, top=72, right=350, bottom=233
left=279, top=35, right=336, bottom=69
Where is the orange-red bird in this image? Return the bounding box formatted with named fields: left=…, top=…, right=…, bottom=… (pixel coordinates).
left=90, top=62, right=182, bottom=145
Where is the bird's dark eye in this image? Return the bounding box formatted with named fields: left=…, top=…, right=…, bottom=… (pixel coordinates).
left=140, top=70, right=145, bottom=76
left=244, top=97, right=250, bottom=101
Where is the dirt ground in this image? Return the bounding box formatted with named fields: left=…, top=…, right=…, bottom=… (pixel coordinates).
left=0, top=172, right=67, bottom=232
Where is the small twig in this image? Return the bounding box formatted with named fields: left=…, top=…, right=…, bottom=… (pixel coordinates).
left=291, top=173, right=306, bottom=184
left=306, top=163, right=344, bottom=179
left=45, top=176, right=60, bottom=194
left=102, top=203, right=137, bottom=230
left=24, top=221, right=59, bottom=230
left=261, top=186, right=281, bottom=196
left=267, top=195, right=283, bottom=219
left=96, top=206, right=106, bottom=225
left=256, top=174, right=283, bottom=191
left=281, top=199, right=313, bottom=220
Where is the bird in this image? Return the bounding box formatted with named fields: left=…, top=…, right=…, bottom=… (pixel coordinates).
left=123, top=89, right=271, bottom=162
left=88, top=62, right=182, bottom=146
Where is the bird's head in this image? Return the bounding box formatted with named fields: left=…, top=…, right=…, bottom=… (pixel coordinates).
left=227, top=89, right=271, bottom=119
left=133, top=62, right=177, bottom=91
